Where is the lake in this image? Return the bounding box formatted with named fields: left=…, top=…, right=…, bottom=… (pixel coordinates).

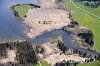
left=0, top=0, right=37, bottom=42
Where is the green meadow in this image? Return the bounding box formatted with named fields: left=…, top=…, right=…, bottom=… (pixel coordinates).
left=15, top=4, right=31, bottom=17
left=64, top=0, right=100, bottom=66
left=75, top=2, right=100, bottom=17
left=34, top=61, right=50, bottom=66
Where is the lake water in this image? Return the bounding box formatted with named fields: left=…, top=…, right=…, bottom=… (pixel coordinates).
left=0, top=0, right=37, bottom=42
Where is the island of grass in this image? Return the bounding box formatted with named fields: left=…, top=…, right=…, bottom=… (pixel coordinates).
left=64, top=0, right=100, bottom=66
left=11, top=3, right=40, bottom=18
left=14, top=4, right=32, bottom=17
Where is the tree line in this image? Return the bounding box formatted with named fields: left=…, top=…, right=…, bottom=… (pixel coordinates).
left=73, top=0, right=100, bottom=8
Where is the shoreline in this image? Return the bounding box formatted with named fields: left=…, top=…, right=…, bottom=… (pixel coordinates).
left=0, top=39, right=25, bottom=44
left=9, top=3, right=42, bottom=39
left=0, top=3, right=32, bottom=43
left=9, top=3, right=32, bottom=29
left=9, top=3, right=33, bottom=39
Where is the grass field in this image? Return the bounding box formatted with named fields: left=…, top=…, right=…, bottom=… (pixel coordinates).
left=75, top=2, right=100, bottom=17
left=64, top=0, right=100, bottom=66
left=15, top=4, right=31, bottom=17
left=34, top=61, right=50, bottom=66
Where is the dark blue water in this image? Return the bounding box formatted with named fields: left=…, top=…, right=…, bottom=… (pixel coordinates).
left=0, top=0, right=37, bottom=42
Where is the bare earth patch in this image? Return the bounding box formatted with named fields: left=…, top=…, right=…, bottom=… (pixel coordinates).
left=0, top=50, right=16, bottom=64
left=25, top=8, right=71, bottom=38
left=45, top=53, right=86, bottom=66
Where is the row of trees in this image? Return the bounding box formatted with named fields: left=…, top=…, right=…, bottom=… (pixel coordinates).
left=57, top=40, right=69, bottom=54
left=74, top=0, right=100, bottom=2
left=82, top=1, right=100, bottom=8
left=73, top=0, right=100, bottom=8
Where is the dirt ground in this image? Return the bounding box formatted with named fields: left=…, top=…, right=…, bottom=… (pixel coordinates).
left=45, top=53, right=86, bottom=66
left=0, top=50, right=16, bottom=64
left=25, top=8, right=71, bottom=38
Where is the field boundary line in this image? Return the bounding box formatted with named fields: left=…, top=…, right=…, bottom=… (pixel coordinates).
left=71, top=0, right=100, bottom=20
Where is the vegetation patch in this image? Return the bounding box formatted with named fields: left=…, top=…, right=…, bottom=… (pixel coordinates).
left=34, top=61, right=50, bottom=66
left=52, top=33, right=61, bottom=40
left=51, top=33, right=62, bottom=43
left=64, top=0, right=100, bottom=66
left=11, top=3, right=40, bottom=18
left=64, top=0, right=100, bottom=52
left=14, top=4, right=32, bottom=17
left=0, top=41, right=38, bottom=66
left=74, top=0, right=100, bottom=8
left=74, top=2, right=100, bottom=17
